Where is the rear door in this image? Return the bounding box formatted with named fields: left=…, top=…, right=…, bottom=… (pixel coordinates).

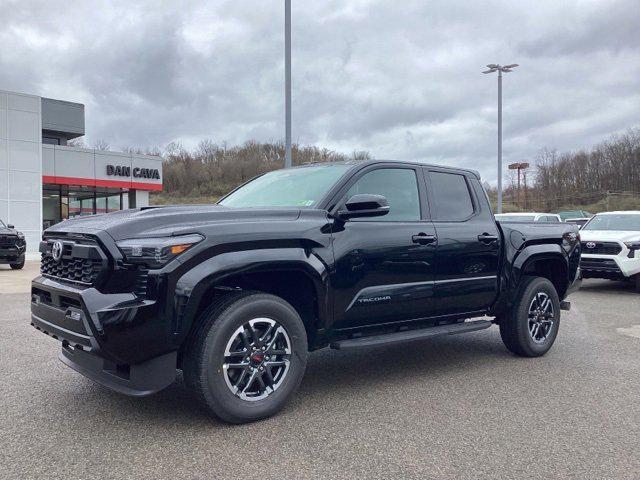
left=424, top=169, right=501, bottom=316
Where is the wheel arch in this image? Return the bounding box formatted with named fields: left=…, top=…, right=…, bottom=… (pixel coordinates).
left=513, top=245, right=569, bottom=300
left=174, top=248, right=330, bottom=355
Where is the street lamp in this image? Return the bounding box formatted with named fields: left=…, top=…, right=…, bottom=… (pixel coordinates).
left=284, top=0, right=292, bottom=168
left=483, top=63, right=518, bottom=213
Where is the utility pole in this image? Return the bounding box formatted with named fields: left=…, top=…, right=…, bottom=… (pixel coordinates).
left=483, top=63, right=518, bottom=213
left=284, top=0, right=292, bottom=168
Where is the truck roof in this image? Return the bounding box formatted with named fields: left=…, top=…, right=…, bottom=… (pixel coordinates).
left=298, top=159, right=481, bottom=180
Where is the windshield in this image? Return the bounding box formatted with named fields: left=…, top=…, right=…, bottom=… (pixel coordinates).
left=582, top=214, right=640, bottom=232
left=0, top=219, right=5, bottom=227
left=219, top=164, right=352, bottom=208
left=495, top=214, right=536, bottom=223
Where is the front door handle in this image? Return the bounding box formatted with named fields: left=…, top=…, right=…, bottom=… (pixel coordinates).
left=412, top=233, right=437, bottom=245
left=477, top=233, right=498, bottom=244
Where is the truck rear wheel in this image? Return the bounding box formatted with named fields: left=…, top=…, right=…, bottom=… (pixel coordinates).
left=183, top=292, right=308, bottom=424
left=499, top=276, right=561, bottom=357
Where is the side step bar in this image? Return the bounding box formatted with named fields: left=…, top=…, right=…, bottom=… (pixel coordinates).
left=330, top=320, right=493, bottom=351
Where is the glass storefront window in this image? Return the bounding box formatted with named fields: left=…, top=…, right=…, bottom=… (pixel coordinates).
left=68, top=188, right=95, bottom=218
left=42, top=185, right=126, bottom=229
left=43, top=188, right=61, bottom=229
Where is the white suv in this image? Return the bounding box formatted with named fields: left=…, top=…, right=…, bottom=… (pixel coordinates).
left=494, top=213, right=562, bottom=223
left=579, top=211, right=640, bottom=291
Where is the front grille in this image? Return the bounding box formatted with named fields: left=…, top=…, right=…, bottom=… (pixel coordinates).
left=40, top=236, right=108, bottom=286
left=580, top=257, right=622, bottom=274
left=0, top=235, right=18, bottom=246
left=581, top=241, right=622, bottom=255
left=41, top=254, right=103, bottom=285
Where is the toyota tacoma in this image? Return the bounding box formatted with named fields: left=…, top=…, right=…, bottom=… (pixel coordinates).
left=31, top=160, right=581, bottom=423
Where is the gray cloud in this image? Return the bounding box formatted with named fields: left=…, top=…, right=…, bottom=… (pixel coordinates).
left=1, top=0, right=638, bottom=183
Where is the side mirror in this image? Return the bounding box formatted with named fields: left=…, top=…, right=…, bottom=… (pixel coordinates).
left=337, top=194, right=390, bottom=220
left=7, top=224, right=14, bottom=229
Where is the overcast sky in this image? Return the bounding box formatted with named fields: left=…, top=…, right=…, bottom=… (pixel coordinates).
left=1, top=0, right=639, bottom=183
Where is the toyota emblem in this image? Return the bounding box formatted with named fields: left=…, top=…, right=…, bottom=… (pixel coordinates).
left=52, top=240, right=64, bottom=262
left=585, top=241, right=596, bottom=249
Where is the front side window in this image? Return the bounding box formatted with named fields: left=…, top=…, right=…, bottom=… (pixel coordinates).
left=345, top=168, right=421, bottom=221
left=583, top=214, right=640, bottom=232
left=219, top=164, right=351, bottom=208
left=430, top=171, right=474, bottom=221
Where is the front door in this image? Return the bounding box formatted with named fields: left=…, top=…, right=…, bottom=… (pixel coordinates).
left=330, top=166, right=437, bottom=331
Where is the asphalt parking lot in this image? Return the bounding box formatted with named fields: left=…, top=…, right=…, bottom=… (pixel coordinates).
left=1, top=262, right=638, bottom=479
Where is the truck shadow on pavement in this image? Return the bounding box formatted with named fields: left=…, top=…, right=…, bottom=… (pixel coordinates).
left=62, top=331, right=510, bottom=426
left=579, top=279, right=636, bottom=295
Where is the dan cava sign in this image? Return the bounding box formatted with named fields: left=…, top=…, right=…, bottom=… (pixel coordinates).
left=106, top=165, right=160, bottom=180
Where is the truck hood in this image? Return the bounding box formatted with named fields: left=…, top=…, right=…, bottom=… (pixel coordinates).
left=579, top=230, right=640, bottom=243
left=0, top=226, right=18, bottom=236
left=45, top=205, right=303, bottom=241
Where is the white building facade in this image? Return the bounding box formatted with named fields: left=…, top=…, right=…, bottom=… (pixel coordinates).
left=0, top=90, right=163, bottom=253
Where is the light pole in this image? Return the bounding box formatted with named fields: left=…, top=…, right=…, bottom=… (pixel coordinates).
left=483, top=63, right=518, bottom=213
left=284, top=0, right=292, bottom=168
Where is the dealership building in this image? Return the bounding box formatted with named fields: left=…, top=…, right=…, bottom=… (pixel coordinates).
left=1, top=89, right=163, bottom=253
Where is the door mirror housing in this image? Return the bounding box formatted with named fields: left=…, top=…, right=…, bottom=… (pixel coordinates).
left=337, top=194, right=390, bottom=220
left=7, top=224, right=14, bottom=229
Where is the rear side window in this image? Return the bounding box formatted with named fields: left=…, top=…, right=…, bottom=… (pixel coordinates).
left=429, top=172, right=474, bottom=221
left=345, top=168, right=421, bottom=221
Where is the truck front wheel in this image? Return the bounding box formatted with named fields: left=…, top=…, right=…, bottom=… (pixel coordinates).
left=183, top=292, right=308, bottom=424
left=499, top=276, right=561, bottom=357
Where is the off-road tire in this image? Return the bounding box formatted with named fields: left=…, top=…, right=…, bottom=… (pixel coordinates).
left=499, top=276, right=561, bottom=357
left=183, top=291, right=308, bottom=424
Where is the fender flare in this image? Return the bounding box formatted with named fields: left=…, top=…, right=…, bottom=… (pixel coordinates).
left=173, top=247, right=330, bottom=342
left=491, top=244, right=568, bottom=317
left=511, top=244, right=568, bottom=295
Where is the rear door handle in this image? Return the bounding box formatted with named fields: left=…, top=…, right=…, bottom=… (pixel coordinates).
left=477, top=233, right=498, bottom=244
left=412, top=233, right=438, bottom=245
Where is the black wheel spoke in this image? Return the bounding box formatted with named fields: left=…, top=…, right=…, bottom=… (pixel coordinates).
left=225, top=362, right=249, bottom=369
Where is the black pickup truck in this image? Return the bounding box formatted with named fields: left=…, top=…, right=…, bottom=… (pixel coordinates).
left=0, top=219, right=26, bottom=269
left=31, top=160, right=581, bottom=423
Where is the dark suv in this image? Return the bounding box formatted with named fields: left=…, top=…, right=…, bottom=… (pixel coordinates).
left=31, top=160, right=581, bottom=423
left=0, top=219, right=26, bottom=269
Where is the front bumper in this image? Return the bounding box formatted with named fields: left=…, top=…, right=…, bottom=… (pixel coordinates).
left=581, top=253, right=640, bottom=280
left=31, top=275, right=177, bottom=396
left=0, top=245, right=25, bottom=263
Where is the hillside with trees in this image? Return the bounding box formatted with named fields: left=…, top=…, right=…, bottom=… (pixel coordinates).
left=487, top=129, right=640, bottom=213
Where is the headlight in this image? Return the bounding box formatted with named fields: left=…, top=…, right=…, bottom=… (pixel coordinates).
left=624, top=241, right=640, bottom=259
left=116, top=234, right=204, bottom=268
left=17, top=233, right=25, bottom=240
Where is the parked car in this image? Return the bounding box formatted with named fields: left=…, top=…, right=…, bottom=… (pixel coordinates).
left=495, top=212, right=562, bottom=223
left=565, top=217, right=591, bottom=228
left=558, top=210, right=591, bottom=221
left=30, top=160, right=581, bottom=423
left=0, top=219, right=26, bottom=269
left=579, top=211, right=640, bottom=291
